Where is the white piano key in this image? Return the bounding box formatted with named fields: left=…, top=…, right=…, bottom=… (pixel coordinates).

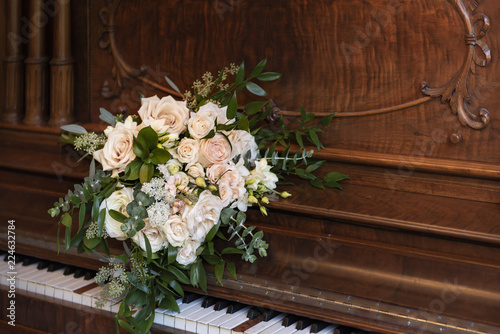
left=195, top=307, right=232, bottom=334
left=174, top=298, right=205, bottom=330
left=293, top=325, right=313, bottom=334
left=254, top=319, right=288, bottom=334
left=218, top=306, right=251, bottom=334
left=315, top=324, right=337, bottom=334
left=208, top=307, right=251, bottom=334
left=185, top=305, right=221, bottom=333
left=34, top=269, right=67, bottom=295
left=163, top=298, right=202, bottom=327
left=244, top=314, right=286, bottom=334
left=82, top=286, right=104, bottom=307
left=272, top=324, right=298, bottom=334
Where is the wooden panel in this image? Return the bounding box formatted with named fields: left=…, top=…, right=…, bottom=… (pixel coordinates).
left=88, top=0, right=500, bottom=172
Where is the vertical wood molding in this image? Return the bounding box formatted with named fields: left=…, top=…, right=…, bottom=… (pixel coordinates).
left=23, top=0, right=49, bottom=126
left=2, top=0, right=24, bottom=124
left=48, top=0, right=74, bottom=127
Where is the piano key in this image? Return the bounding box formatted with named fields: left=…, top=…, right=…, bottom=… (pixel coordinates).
left=168, top=298, right=204, bottom=329
left=317, top=325, right=338, bottom=334
left=282, top=314, right=300, bottom=327
left=243, top=313, right=286, bottom=334
left=295, top=318, right=314, bottom=330
left=207, top=306, right=250, bottom=334
left=310, top=321, right=332, bottom=333
left=82, top=285, right=104, bottom=307
left=218, top=306, right=252, bottom=334
left=185, top=303, right=223, bottom=333
left=195, top=305, right=231, bottom=334
left=255, top=315, right=292, bottom=334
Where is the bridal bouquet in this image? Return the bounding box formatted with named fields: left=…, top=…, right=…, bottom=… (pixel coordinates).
left=48, top=59, right=347, bottom=333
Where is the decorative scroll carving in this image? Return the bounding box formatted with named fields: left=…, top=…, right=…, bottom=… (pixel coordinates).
left=421, top=0, right=491, bottom=130
left=98, top=0, right=145, bottom=98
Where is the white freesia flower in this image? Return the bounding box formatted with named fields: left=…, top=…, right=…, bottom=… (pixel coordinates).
left=248, top=158, right=279, bottom=191
left=172, top=138, right=199, bottom=164
left=132, top=219, right=168, bottom=253
left=198, top=102, right=234, bottom=125
left=198, top=133, right=232, bottom=167
left=176, top=238, right=201, bottom=265
left=187, top=190, right=223, bottom=242
left=228, top=130, right=258, bottom=161
left=100, top=186, right=134, bottom=240
left=94, top=116, right=137, bottom=177
left=159, top=215, right=190, bottom=247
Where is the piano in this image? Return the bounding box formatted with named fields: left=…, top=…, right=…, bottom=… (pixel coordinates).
left=1, top=0, right=500, bottom=333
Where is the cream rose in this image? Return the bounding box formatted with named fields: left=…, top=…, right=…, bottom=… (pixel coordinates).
left=217, top=179, right=233, bottom=207
left=159, top=215, right=189, bottom=247
left=173, top=138, right=199, bottom=164
left=187, top=190, right=223, bottom=242
left=132, top=220, right=167, bottom=253
left=198, top=133, right=232, bottom=167
left=206, top=163, right=229, bottom=184
left=176, top=238, right=201, bottom=265
left=138, top=95, right=189, bottom=135
left=100, top=187, right=134, bottom=240
left=188, top=111, right=215, bottom=139
left=94, top=117, right=137, bottom=177
left=185, top=162, right=205, bottom=179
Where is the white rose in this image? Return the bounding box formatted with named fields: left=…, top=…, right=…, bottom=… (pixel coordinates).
left=173, top=138, right=199, bottom=164
left=159, top=215, right=189, bottom=247
left=187, top=190, right=223, bottom=242
left=206, top=163, right=229, bottom=184
left=198, top=133, right=232, bottom=167
left=100, top=186, right=134, bottom=240
left=154, top=96, right=189, bottom=135
left=132, top=220, right=167, bottom=253
left=136, top=118, right=168, bottom=136
left=188, top=112, right=215, bottom=139
left=228, top=130, right=258, bottom=161
left=220, top=167, right=246, bottom=200
left=138, top=95, right=189, bottom=135
left=94, top=117, right=137, bottom=177
left=217, top=179, right=233, bottom=207
left=176, top=238, right=201, bottom=265
left=198, top=102, right=233, bottom=125
left=185, top=162, right=205, bottom=179
left=248, top=158, right=279, bottom=190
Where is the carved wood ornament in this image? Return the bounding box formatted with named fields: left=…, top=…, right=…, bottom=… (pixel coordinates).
left=98, top=0, right=492, bottom=130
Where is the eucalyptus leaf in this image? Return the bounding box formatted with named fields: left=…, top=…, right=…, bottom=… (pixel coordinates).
left=165, top=76, right=181, bottom=94
left=60, top=124, right=88, bottom=134
left=99, top=108, right=117, bottom=125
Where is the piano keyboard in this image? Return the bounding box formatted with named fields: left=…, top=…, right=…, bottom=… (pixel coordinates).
left=0, top=254, right=376, bottom=334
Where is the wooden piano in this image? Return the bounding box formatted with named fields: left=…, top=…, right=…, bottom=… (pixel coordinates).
left=1, top=0, right=500, bottom=333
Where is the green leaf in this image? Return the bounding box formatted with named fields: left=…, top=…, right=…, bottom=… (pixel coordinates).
left=235, top=61, right=245, bottom=86
left=139, top=163, right=154, bottom=184
left=215, top=261, right=225, bottom=284
left=220, top=207, right=235, bottom=225
left=83, top=236, right=100, bottom=249
left=300, top=106, right=307, bottom=122
left=305, top=160, right=325, bottom=173
left=246, top=82, right=268, bottom=97
left=257, top=72, right=282, bottom=81
left=158, top=292, right=180, bottom=312
left=168, top=280, right=184, bottom=297
left=167, top=265, right=190, bottom=284
left=69, top=228, right=86, bottom=248
left=226, top=262, right=237, bottom=279
left=78, top=203, right=86, bottom=230
left=310, top=178, right=325, bottom=189
left=251, top=58, right=267, bottom=77
left=144, top=235, right=153, bottom=264
left=324, top=172, right=350, bottom=183
left=125, top=160, right=143, bottom=180
left=227, top=92, right=237, bottom=120
left=109, top=209, right=127, bottom=223
left=150, top=148, right=171, bottom=165
left=221, top=247, right=245, bottom=255
left=137, top=126, right=158, bottom=151
left=117, top=319, right=135, bottom=334
left=308, top=128, right=323, bottom=149
left=97, top=208, right=106, bottom=236
left=60, top=124, right=88, bottom=134
left=320, top=113, right=336, bottom=127
left=197, top=261, right=207, bottom=292
left=65, top=225, right=72, bottom=251
left=133, top=137, right=149, bottom=160
left=61, top=213, right=72, bottom=227
left=237, top=116, right=249, bottom=132
left=167, top=244, right=177, bottom=265
left=326, top=181, right=343, bottom=190
left=205, top=222, right=220, bottom=242
left=244, top=101, right=267, bottom=115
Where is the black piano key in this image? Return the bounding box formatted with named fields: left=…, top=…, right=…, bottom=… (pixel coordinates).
left=84, top=270, right=96, bottom=280
left=74, top=267, right=86, bottom=278
left=260, top=309, right=280, bottom=322
left=201, top=296, right=217, bottom=308
left=63, top=265, right=77, bottom=276
left=182, top=292, right=202, bottom=304
left=311, top=320, right=330, bottom=333
left=47, top=262, right=65, bottom=272
left=226, top=302, right=246, bottom=314
left=246, top=307, right=263, bottom=320
left=282, top=314, right=300, bottom=327
left=22, top=256, right=38, bottom=266
left=295, top=317, right=314, bottom=330
left=334, top=325, right=356, bottom=334
left=37, top=260, right=50, bottom=270
left=213, top=299, right=231, bottom=311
